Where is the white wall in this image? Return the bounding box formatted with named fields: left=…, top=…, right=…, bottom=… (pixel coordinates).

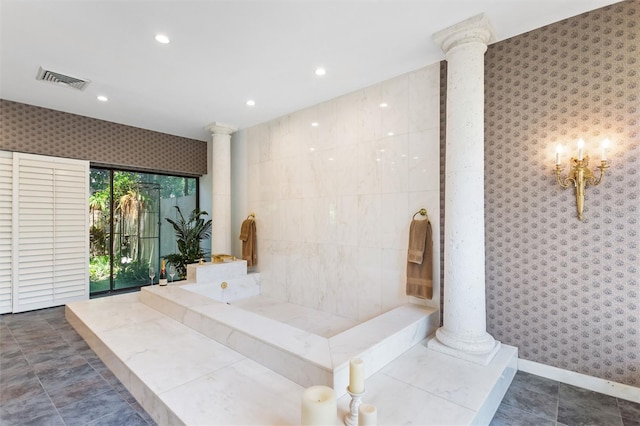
left=240, top=63, right=441, bottom=322
left=231, top=129, right=248, bottom=258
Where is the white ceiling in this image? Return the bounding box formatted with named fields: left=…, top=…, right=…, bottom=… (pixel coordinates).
left=0, top=0, right=619, bottom=142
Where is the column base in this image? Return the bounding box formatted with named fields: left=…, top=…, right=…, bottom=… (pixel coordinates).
left=427, top=330, right=501, bottom=366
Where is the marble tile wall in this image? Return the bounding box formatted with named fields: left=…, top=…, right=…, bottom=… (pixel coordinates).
left=244, top=63, right=441, bottom=322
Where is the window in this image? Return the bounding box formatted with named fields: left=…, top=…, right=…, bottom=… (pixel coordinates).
left=89, top=167, right=198, bottom=294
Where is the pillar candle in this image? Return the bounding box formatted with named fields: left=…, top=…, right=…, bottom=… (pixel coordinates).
left=301, top=385, right=336, bottom=426
left=349, top=358, right=365, bottom=394
left=358, top=403, right=377, bottom=426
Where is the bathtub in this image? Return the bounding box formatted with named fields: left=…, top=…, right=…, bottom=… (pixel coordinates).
left=140, top=283, right=438, bottom=397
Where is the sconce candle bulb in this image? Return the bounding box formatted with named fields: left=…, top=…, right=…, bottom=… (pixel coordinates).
left=577, top=138, right=585, bottom=161
left=555, top=145, right=562, bottom=165
left=554, top=138, right=610, bottom=221
left=602, top=138, right=610, bottom=161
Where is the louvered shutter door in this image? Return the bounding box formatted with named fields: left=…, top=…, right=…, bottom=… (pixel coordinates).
left=12, top=153, right=89, bottom=312
left=0, top=151, right=12, bottom=313
left=53, top=165, right=89, bottom=300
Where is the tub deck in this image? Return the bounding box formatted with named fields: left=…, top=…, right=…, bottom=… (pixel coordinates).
left=66, top=290, right=517, bottom=425
left=139, top=285, right=439, bottom=396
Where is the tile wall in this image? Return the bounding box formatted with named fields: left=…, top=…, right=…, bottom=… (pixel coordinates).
left=242, top=63, right=442, bottom=322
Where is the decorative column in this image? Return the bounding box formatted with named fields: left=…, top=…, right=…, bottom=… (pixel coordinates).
left=206, top=122, right=237, bottom=256
left=427, top=14, right=500, bottom=364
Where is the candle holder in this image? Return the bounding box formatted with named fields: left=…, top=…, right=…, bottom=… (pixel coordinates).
left=554, top=138, right=611, bottom=221
left=343, top=388, right=365, bottom=426
left=555, top=156, right=609, bottom=221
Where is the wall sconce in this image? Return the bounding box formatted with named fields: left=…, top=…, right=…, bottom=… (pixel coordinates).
left=554, top=138, right=610, bottom=220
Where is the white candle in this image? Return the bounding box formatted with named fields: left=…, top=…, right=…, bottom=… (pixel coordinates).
left=555, top=145, right=562, bottom=165
left=358, top=403, right=377, bottom=426
left=349, top=358, right=365, bottom=394
left=301, top=385, right=337, bottom=426
left=602, top=138, right=610, bottom=161
left=577, top=138, right=585, bottom=161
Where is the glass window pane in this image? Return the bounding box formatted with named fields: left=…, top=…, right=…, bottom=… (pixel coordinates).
left=89, top=168, right=197, bottom=294
left=89, top=169, right=111, bottom=293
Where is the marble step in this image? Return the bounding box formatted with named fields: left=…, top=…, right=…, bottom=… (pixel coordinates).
left=65, top=292, right=518, bottom=425
left=65, top=293, right=304, bottom=425
left=139, top=285, right=439, bottom=397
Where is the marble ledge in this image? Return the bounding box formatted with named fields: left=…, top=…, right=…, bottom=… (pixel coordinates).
left=186, top=259, right=248, bottom=283
left=140, top=285, right=439, bottom=397
left=142, top=286, right=332, bottom=369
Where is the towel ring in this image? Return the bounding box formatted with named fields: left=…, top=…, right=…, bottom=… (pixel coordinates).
left=412, top=208, right=428, bottom=220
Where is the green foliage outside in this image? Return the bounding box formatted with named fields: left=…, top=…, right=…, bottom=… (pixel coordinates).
left=114, top=259, right=151, bottom=286
left=89, top=255, right=110, bottom=292
left=89, top=169, right=199, bottom=292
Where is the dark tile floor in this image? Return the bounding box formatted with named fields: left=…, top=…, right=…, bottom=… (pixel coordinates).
left=0, top=306, right=155, bottom=426
left=2, top=305, right=639, bottom=426
left=490, top=370, right=640, bottom=426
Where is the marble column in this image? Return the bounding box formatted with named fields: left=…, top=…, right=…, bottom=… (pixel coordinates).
left=427, top=14, right=500, bottom=364
left=206, top=122, right=237, bottom=256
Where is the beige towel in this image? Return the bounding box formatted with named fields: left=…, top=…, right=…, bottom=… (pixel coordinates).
left=407, top=218, right=428, bottom=264
left=239, top=218, right=257, bottom=267
left=406, top=219, right=433, bottom=299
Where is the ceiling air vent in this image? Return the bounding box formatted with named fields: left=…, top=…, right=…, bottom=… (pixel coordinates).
left=35, top=67, right=90, bottom=90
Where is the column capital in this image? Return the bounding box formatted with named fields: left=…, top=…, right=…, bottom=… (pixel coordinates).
left=206, top=122, right=238, bottom=136
left=433, top=13, right=496, bottom=54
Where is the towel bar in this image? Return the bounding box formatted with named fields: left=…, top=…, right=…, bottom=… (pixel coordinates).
left=412, top=208, right=428, bottom=220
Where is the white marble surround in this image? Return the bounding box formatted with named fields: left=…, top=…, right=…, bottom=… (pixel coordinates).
left=186, top=259, right=248, bottom=282
left=66, top=293, right=517, bottom=425
left=183, top=260, right=261, bottom=303
left=139, top=285, right=439, bottom=398
left=241, top=62, right=442, bottom=322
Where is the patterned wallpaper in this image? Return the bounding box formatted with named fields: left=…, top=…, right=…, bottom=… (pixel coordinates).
left=0, top=100, right=207, bottom=176
left=484, top=1, right=639, bottom=386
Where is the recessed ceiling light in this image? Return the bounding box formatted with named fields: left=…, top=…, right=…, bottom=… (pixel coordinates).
left=315, top=68, right=326, bottom=76
left=379, top=103, right=388, bottom=108
left=97, top=95, right=108, bottom=102
left=309, top=147, right=316, bottom=152
left=387, top=132, right=394, bottom=136
left=155, top=34, right=170, bottom=44
left=246, top=99, right=256, bottom=106
left=311, top=122, right=319, bottom=127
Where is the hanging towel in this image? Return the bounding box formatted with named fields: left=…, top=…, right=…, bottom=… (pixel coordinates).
left=407, top=218, right=428, bottom=264
left=239, top=218, right=257, bottom=267
left=406, top=219, right=433, bottom=299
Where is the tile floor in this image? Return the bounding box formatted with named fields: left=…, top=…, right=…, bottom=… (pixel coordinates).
left=489, top=370, right=640, bottom=426
left=1, top=304, right=638, bottom=426
left=0, top=306, right=155, bottom=426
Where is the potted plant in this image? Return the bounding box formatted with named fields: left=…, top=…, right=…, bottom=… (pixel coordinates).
left=165, top=206, right=212, bottom=279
